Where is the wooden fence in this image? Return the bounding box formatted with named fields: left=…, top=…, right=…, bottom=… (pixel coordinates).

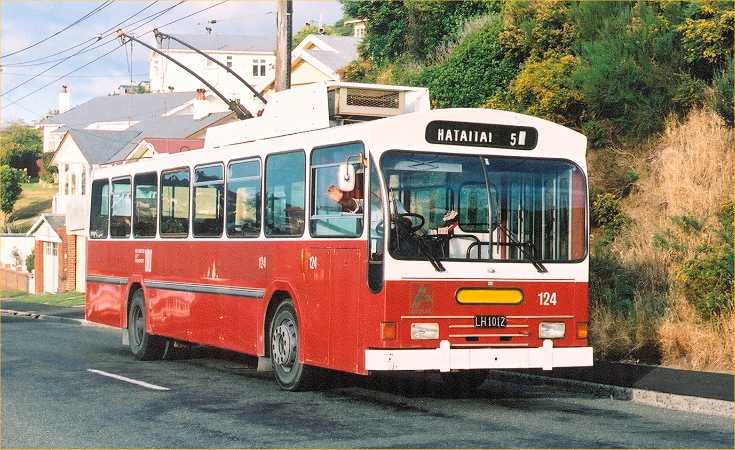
left=0, top=267, right=30, bottom=293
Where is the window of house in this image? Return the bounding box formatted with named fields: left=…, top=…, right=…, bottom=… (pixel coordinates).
left=310, top=142, right=364, bottom=237
left=134, top=172, right=157, bottom=238
left=160, top=168, right=190, bottom=237
left=265, top=151, right=305, bottom=237
left=226, top=55, right=233, bottom=68
left=89, top=179, right=109, bottom=239
left=81, top=169, right=86, bottom=195
left=193, top=164, right=224, bottom=237
left=227, top=159, right=261, bottom=238
left=71, top=173, right=77, bottom=195
left=110, top=177, right=132, bottom=238
left=252, top=59, right=266, bottom=77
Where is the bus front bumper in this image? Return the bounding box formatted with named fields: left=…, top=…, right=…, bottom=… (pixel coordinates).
left=365, top=339, right=593, bottom=372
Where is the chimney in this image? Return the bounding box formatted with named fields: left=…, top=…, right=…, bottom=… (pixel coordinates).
left=59, top=85, right=70, bottom=113
left=193, top=88, right=209, bottom=120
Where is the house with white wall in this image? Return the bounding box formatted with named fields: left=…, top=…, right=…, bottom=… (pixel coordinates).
left=150, top=34, right=275, bottom=104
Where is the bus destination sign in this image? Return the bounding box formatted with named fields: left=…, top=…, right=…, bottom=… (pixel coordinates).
left=425, top=120, right=538, bottom=150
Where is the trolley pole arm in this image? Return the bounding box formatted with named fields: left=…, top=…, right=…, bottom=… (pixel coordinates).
left=154, top=29, right=267, bottom=105
left=116, top=30, right=252, bottom=120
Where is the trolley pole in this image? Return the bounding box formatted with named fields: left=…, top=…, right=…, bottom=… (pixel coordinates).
left=274, top=0, right=293, bottom=92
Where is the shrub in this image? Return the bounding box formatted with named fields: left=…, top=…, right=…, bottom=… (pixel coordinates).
left=503, top=54, right=584, bottom=126
left=0, top=124, right=42, bottom=175
left=25, top=249, right=34, bottom=273
left=676, top=1, right=735, bottom=80
left=0, top=165, right=23, bottom=219
left=581, top=120, right=609, bottom=149
left=671, top=73, right=707, bottom=115
left=713, top=60, right=733, bottom=126
left=418, top=15, right=517, bottom=108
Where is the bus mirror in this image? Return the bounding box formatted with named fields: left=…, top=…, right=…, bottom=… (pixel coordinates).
left=338, top=163, right=355, bottom=192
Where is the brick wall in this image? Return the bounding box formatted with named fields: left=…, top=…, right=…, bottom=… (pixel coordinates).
left=65, top=233, right=76, bottom=292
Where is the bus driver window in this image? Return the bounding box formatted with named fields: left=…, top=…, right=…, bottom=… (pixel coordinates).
left=310, top=142, right=365, bottom=238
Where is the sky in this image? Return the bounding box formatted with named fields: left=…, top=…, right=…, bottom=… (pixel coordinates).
left=0, top=0, right=344, bottom=125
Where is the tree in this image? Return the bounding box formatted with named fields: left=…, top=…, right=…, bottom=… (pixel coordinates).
left=0, top=165, right=24, bottom=221
left=341, top=0, right=497, bottom=64
left=677, top=0, right=735, bottom=80
left=0, top=124, right=42, bottom=176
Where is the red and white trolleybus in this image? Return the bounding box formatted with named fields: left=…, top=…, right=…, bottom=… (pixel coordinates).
left=86, top=82, right=593, bottom=390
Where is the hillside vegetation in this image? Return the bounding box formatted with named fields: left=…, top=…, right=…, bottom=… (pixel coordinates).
left=342, top=0, right=734, bottom=370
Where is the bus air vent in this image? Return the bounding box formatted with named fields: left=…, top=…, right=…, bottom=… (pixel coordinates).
left=333, top=87, right=406, bottom=118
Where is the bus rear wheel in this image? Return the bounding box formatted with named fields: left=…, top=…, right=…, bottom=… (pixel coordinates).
left=128, top=289, right=166, bottom=361
left=269, top=300, right=316, bottom=391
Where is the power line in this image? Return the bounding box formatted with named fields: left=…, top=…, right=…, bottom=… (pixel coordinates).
left=1, top=1, right=184, bottom=97
left=0, top=1, right=115, bottom=60
left=0, top=72, right=147, bottom=78
left=1, top=1, right=170, bottom=68
left=2, top=0, right=229, bottom=112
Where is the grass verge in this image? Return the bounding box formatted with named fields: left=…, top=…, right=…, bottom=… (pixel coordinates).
left=0, top=290, right=84, bottom=307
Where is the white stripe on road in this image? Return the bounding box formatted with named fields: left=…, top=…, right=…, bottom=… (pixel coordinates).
left=87, top=369, right=171, bottom=391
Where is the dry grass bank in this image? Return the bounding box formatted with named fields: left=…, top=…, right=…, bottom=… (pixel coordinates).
left=589, top=107, right=734, bottom=372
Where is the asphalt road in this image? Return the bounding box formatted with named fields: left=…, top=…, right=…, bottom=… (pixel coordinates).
left=2, top=315, right=732, bottom=448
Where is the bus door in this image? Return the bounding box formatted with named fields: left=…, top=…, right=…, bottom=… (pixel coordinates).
left=303, top=142, right=365, bottom=371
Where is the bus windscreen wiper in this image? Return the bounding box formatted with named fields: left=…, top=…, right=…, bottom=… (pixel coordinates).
left=492, top=222, right=548, bottom=273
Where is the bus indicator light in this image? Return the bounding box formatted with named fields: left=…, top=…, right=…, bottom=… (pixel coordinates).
left=576, top=322, right=588, bottom=339
left=380, top=322, right=396, bottom=341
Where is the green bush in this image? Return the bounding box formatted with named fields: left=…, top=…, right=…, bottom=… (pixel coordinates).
left=418, top=15, right=517, bottom=108
left=504, top=54, right=584, bottom=126
left=0, top=124, right=42, bottom=175
left=25, top=249, right=34, bottom=273
left=581, top=120, right=609, bottom=149
left=713, top=59, right=733, bottom=126
left=671, top=73, right=707, bottom=115
left=676, top=1, right=735, bottom=80
left=0, top=165, right=23, bottom=218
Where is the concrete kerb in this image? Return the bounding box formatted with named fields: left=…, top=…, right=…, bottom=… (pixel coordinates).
left=491, top=370, right=733, bottom=417
left=0, top=308, right=113, bottom=329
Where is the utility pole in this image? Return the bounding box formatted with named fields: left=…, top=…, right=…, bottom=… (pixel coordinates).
left=274, top=0, right=293, bottom=92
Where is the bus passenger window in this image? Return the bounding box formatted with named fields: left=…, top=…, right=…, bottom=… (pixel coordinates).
left=227, top=159, right=261, bottom=238
left=160, top=168, right=190, bottom=237
left=265, top=151, right=305, bottom=237
left=310, top=142, right=364, bottom=237
left=89, top=179, right=109, bottom=239
left=110, top=177, right=132, bottom=238
left=134, top=172, right=157, bottom=238
left=193, top=164, right=224, bottom=237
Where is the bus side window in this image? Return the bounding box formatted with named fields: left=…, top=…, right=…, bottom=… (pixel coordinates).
left=110, top=177, right=132, bottom=238
left=90, top=179, right=109, bottom=239
left=160, top=168, right=190, bottom=237
left=227, top=159, right=261, bottom=238
left=310, top=142, right=364, bottom=238
left=265, top=151, right=305, bottom=237
left=193, top=164, right=225, bottom=237
left=133, top=172, right=157, bottom=238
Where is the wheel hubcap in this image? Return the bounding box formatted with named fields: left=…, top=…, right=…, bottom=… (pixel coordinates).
left=272, top=318, right=297, bottom=372
left=132, top=306, right=144, bottom=346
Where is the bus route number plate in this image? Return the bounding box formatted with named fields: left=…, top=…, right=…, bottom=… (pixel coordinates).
left=474, top=315, right=507, bottom=328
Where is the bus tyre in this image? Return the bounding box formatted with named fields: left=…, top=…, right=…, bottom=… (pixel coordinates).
left=128, top=289, right=166, bottom=361
left=441, top=371, right=487, bottom=395
left=269, top=300, right=315, bottom=391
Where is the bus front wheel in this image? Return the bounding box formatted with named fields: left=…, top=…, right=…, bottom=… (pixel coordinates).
left=269, top=300, right=315, bottom=390
left=128, top=289, right=166, bottom=361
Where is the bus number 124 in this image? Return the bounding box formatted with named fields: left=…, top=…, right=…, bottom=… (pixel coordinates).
left=538, top=292, right=557, bottom=306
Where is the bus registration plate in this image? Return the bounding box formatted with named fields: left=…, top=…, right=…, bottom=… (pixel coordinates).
left=474, top=315, right=507, bottom=328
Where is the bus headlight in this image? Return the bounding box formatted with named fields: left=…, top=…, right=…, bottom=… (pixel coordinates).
left=539, top=322, right=565, bottom=339
left=411, top=323, right=439, bottom=340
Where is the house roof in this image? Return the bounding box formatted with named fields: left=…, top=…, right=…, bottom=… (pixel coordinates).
left=314, top=35, right=359, bottom=60
left=27, top=214, right=66, bottom=240
left=40, top=91, right=197, bottom=127
left=143, top=138, right=204, bottom=154
left=159, top=34, right=274, bottom=53
left=303, top=49, right=356, bottom=73
left=67, top=129, right=142, bottom=164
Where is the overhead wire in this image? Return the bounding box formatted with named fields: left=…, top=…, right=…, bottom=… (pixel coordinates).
left=1, top=1, right=184, bottom=97
left=2, top=0, right=229, bottom=112
left=1, top=1, right=115, bottom=59
left=1, top=1, right=178, bottom=68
